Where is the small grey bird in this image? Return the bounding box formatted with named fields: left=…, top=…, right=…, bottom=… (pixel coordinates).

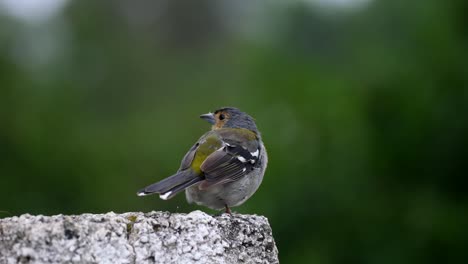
left=137, top=107, right=268, bottom=213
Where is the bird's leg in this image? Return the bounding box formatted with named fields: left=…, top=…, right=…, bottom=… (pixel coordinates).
left=224, top=204, right=231, bottom=214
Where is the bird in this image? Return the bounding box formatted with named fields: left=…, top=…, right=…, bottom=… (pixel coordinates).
left=137, top=107, right=268, bottom=214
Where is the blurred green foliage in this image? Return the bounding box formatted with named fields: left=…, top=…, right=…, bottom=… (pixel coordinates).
left=1, top=0, right=467, bottom=263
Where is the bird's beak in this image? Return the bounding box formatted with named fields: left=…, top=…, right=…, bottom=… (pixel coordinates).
left=200, top=112, right=215, bottom=125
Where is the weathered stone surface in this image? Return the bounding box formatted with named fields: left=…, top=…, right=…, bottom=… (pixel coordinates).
left=0, top=211, right=278, bottom=264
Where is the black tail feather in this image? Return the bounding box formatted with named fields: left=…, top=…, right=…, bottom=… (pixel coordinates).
left=137, top=170, right=202, bottom=199
left=159, top=177, right=203, bottom=200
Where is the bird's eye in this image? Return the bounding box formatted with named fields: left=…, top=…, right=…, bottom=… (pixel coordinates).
left=219, top=114, right=225, bottom=120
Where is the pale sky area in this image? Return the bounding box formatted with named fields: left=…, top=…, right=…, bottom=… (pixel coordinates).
left=0, top=0, right=370, bottom=23
left=0, top=0, right=69, bottom=23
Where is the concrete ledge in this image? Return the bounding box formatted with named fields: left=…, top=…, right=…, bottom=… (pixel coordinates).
left=0, top=211, right=278, bottom=264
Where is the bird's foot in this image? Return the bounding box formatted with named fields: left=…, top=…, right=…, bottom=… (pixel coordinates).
left=224, top=205, right=232, bottom=215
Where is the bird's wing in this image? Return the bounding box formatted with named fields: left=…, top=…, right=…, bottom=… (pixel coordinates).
left=199, top=128, right=261, bottom=189
left=178, top=131, right=225, bottom=173
left=137, top=132, right=226, bottom=199
left=179, top=142, right=199, bottom=171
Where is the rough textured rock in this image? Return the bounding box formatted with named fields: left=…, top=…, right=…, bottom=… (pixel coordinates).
left=0, top=211, right=278, bottom=264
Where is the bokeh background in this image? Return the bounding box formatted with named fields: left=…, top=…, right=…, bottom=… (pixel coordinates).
left=1, top=0, right=467, bottom=263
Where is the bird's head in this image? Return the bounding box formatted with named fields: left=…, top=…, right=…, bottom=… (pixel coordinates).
left=200, top=107, right=259, bottom=133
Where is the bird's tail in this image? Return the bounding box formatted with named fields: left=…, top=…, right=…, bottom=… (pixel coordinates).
left=136, top=170, right=202, bottom=200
